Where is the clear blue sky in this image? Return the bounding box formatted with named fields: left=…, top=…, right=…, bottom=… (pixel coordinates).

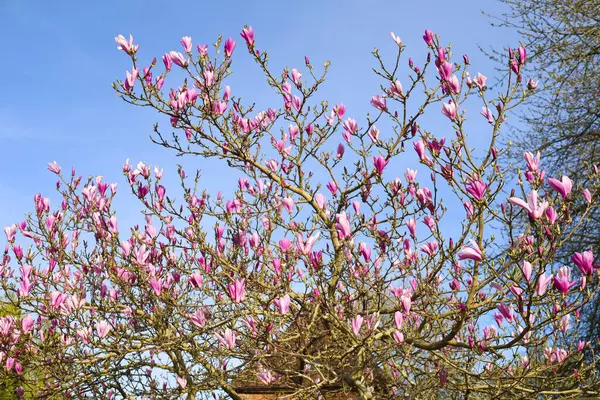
left=0, top=0, right=520, bottom=231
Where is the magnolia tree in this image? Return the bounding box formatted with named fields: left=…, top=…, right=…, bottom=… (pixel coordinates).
left=1, top=27, right=599, bottom=399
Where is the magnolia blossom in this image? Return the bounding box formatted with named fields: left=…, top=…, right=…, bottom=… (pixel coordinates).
left=497, top=303, right=514, bottom=323
left=227, top=279, right=246, bottom=303
left=180, top=36, right=192, bottom=53
left=241, top=26, right=255, bottom=46
left=472, top=72, right=487, bottom=88
left=274, top=294, right=291, bottom=315
left=508, top=190, right=548, bottom=219
left=459, top=240, right=483, bottom=262
left=215, top=328, right=237, bottom=350
left=441, top=101, right=458, bottom=120
left=537, top=273, right=553, bottom=296
left=571, top=250, right=598, bottom=276
left=521, top=261, right=532, bottom=282
left=224, top=38, right=236, bottom=57
left=548, top=175, right=573, bottom=199
left=335, top=212, right=352, bottom=239
left=169, top=51, right=188, bottom=68
left=351, top=315, right=364, bottom=336
left=115, top=34, right=139, bottom=55
left=373, top=155, right=389, bottom=175
left=370, top=95, right=387, bottom=111
left=553, top=266, right=576, bottom=295
left=95, top=320, right=112, bottom=338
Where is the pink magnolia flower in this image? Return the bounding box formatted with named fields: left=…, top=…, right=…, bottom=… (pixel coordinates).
left=508, top=190, right=549, bottom=219
left=213, top=101, right=228, bottom=115
left=441, top=101, right=458, bottom=121
left=548, top=175, right=573, bottom=199
left=123, top=68, right=138, bottom=92
left=336, top=143, right=345, bottom=159
left=343, top=118, right=358, bottom=135
left=583, top=189, right=592, bottom=204
left=465, top=179, right=487, bottom=201
left=423, top=30, right=434, bottom=46
left=524, top=151, right=541, bottom=172
left=180, top=36, right=192, bottom=53
left=203, top=70, right=214, bottom=87
left=423, top=215, right=435, bottom=232
left=333, top=103, right=346, bottom=118
left=352, top=201, right=361, bottom=215
left=292, top=95, right=303, bottom=111
left=169, top=51, right=188, bottom=68
left=480, top=107, right=494, bottom=123
left=494, top=312, right=503, bottom=327
left=49, top=291, right=67, bottom=310
left=148, top=277, right=163, bottom=296
left=527, top=78, right=539, bottom=90
left=373, top=156, right=389, bottom=175
left=95, top=320, right=112, bottom=338
left=420, top=240, right=439, bottom=257
left=404, top=168, right=417, bottom=183
left=571, top=250, right=598, bottom=276
left=518, top=46, right=527, bottom=64
left=394, top=311, right=404, bottom=330
left=280, top=238, right=292, bottom=253
left=463, top=201, right=474, bottom=218
left=314, top=193, right=326, bottom=210
left=177, top=377, right=187, bottom=389
left=21, top=315, right=34, bottom=334
left=413, top=140, right=426, bottom=161
left=389, top=80, right=403, bottom=97
left=188, top=309, right=206, bottom=329
left=438, top=61, right=453, bottom=81
left=351, top=315, right=364, bottom=336
left=227, top=278, right=246, bottom=303
left=274, top=294, right=291, bottom=315
left=521, top=261, right=532, bottom=282
left=553, top=266, right=576, bottom=295
left=281, top=197, right=295, bottom=213
left=189, top=272, right=203, bottom=288
left=497, top=303, right=514, bottom=323
left=537, top=273, right=553, bottom=296
left=241, top=26, right=255, bottom=46
left=18, top=277, right=33, bottom=298
left=370, top=95, right=387, bottom=111
left=459, top=240, right=483, bottom=262
left=215, top=328, right=237, bottom=350
left=472, top=73, right=487, bottom=89
left=401, top=294, right=412, bottom=314
left=390, top=32, right=402, bottom=45
left=115, top=34, right=139, bottom=55
left=257, top=367, right=276, bottom=385
left=291, top=69, right=302, bottom=86
left=335, top=212, right=352, bottom=240
left=297, top=232, right=320, bottom=255
left=47, top=161, right=61, bottom=174
left=393, top=330, right=404, bottom=344
left=359, top=241, right=372, bottom=261
left=218, top=38, right=237, bottom=57
left=559, top=314, right=570, bottom=333
left=4, top=225, right=16, bottom=243
left=447, top=75, right=460, bottom=94
left=406, top=218, right=417, bottom=238
left=162, top=53, right=173, bottom=71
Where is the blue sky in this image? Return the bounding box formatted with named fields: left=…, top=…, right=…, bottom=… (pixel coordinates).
left=0, top=0, right=520, bottom=232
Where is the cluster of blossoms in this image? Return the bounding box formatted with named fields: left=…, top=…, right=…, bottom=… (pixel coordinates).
left=0, top=27, right=598, bottom=399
